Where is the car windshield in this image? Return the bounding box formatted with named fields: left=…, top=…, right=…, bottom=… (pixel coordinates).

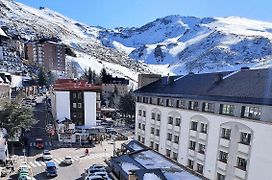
left=44, top=152, right=50, bottom=155
left=47, top=166, right=56, bottom=171
left=36, top=140, right=43, bottom=143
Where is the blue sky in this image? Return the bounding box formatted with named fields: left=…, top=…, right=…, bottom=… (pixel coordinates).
left=16, top=0, right=271, bottom=28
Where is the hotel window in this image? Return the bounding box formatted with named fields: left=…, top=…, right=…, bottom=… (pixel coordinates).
left=72, top=103, right=77, bottom=109
left=189, top=101, right=199, bottom=110
left=77, top=103, right=82, bottom=108
left=73, top=93, right=77, bottom=99
left=166, top=99, right=174, bottom=107
left=217, top=173, right=225, bottom=180
left=175, top=118, right=181, bottom=126
left=166, top=149, right=171, bottom=157
left=167, top=133, right=172, bottom=141
left=78, top=112, right=83, bottom=119
left=237, top=157, right=247, bottom=171
left=173, top=152, right=178, bottom=160
left=198, top=143, right=205, bottom=154
left=220, top=104, right=235, bottom=116
left=142, top=124, right=145, bottom=130
left=200, top=123, right=208, bottom=133
left=174, top=135, right=179, bottom=144
left=72, top=113, right=77, bottom=118
left=151, top=112, right=155, bottom=119
left=240, top=132, right=251, bottom=145
left=138, top=110, right=142, bottom=116
left=221, top=128, right=231, bottom=140
left=190, top=121, right=198, bottom=131
left=197, top=163, right=203, bottom=174
left=168, top=116, right=173, bottom=124
left=138, top=136, right=141, bottom=141
left=188, top=159, right=194, bottom=169
left=77, top=92, right=82, bottom=99
left=156, top=129, right=160, bottom=136
left=219, top=151, right=228, bottom=163
left=157, top=114, right=161, bottom=121
left=151, top=97, right=156, bottom=104
left=143, top=97, right=149, bottom=103
left=202, top=102, right=215, bottom=113
left=149, top=97, right=152, bottom=104
left=138, top=123, right=141, bottom=129
left=176, top=99, right=185, bottom=108
left=189, top=140, right=196, bottom=150
left=141, top=137, right=145, bottom=143
left=150, top=141, right=154, bottom=148
left=157, top=98, right=164, bottom=106
left=241, top=106, right=261, bottom=120
left=151, top=127, right=155, bottom=134
left=143, top=110, right=146, bottom=117
left=137, top=96, right=141, bottom=102
left=155, top=143, right=159, bottom=151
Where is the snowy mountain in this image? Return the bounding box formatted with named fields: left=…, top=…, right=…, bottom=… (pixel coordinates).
left=0, top=0, right=158, bottom=84
left=1, top=0, right=272, bottom=79
left=98, top=15, right=272, bottom=74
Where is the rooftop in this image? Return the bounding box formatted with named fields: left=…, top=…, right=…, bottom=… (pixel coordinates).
left=110, top=140, right=201, bottom=180
left=134, top=68, right=272, bottom=105
left=53, top=79, right=101, bottom=91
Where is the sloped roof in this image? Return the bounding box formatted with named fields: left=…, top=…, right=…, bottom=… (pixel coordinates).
left=134, top=68, right=272, bottom=105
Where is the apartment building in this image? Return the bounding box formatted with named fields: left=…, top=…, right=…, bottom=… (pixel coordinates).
left=102, top=75, right=129, bottom=98
left=25, top=38, right=66, bottom=71
left=134, top=68, right=272, bottom=180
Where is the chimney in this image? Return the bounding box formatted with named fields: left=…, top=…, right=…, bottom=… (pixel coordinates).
left=138, top=74, right=161, bottom=89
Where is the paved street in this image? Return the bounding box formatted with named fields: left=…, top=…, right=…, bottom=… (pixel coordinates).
left=8, top=97, right=124, bottom=180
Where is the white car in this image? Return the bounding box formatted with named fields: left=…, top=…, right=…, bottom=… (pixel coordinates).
left=42, top=150, right=52, bottom=161
left=62, top=156, right=72, bottom=165
left=84, top=175, right=104, bottom=180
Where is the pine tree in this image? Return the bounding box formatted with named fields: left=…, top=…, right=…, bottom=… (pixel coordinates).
left=38, top=68, right=48, bottom=86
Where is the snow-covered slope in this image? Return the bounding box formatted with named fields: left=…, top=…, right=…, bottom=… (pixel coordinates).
left=0, top=0, right=156, bottom=82
left=99, top=15, right=272, bottom=74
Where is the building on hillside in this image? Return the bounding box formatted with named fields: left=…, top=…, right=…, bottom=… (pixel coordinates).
left=0, top=72, right=11, bottom=109
left=0, top=28, right=24, bottom=72
left=134, top=68, right=272, bottom=180
left=102, top=75, right=129, bottom=100
left=51, top=79, right=102, bottom=143
left=0, top=128, right=8, bottom=165
left=25, top=38, right=66, bottom=72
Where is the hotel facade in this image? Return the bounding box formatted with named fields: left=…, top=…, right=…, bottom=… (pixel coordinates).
left=134, top=68, right=272, bottom=180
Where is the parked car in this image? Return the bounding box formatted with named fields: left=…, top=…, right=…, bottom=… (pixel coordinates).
left=84, top=175, right=104, bottom=180
left=85, top=164, right=106, bottom=176
left=35, top=138, right=44, bottom=149
left=42, top=150, right=52, bottom=161
left=45, top=161, right=57, bottom=177
left=92, top=171, right=109, bottom=179
left=62, top=156, right=72, bottom=165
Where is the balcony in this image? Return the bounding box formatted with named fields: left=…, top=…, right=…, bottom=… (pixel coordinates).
left=166, top=140, right=172, bottom=147
left=167, top=124, right=173, bottom=130
left=188, top=149, right=195, bottom=157
left=174, top=126, right=180, bottom=132
left=155, top=136, right=160, bottom=142
left=217, top=160, right=227, bottom=171
left=238, top=143, right=250, bottom=154
left=235, top=167, right=246, bottom=179
left=219, top=138, right=230, bottom=147
left=199, top=132, right=207, bottom=140
left=151, top=119, right=155, bottom=125
left=196, top=152, right=205, bottom=161
left=189, top=130, right=197, bottom=137
left=172, top=142, right=179, bottom=150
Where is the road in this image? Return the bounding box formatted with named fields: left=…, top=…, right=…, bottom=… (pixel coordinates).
left=10, top=97, right=124, bottom=180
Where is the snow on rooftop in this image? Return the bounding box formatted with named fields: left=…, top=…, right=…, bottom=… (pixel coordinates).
left=127, top=142, right=144, bottom=151
left=133, top=150, right=200, bottom=180
left=143, top=173, right=162, bottom=180
left=121, top=162, right=140, bottom=173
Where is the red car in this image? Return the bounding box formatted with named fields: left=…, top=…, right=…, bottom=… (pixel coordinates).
left=35, top=138, right=44, bottom=149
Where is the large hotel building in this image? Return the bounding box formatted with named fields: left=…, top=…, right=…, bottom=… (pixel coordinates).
left=134, top=68, right=272, bottom=180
